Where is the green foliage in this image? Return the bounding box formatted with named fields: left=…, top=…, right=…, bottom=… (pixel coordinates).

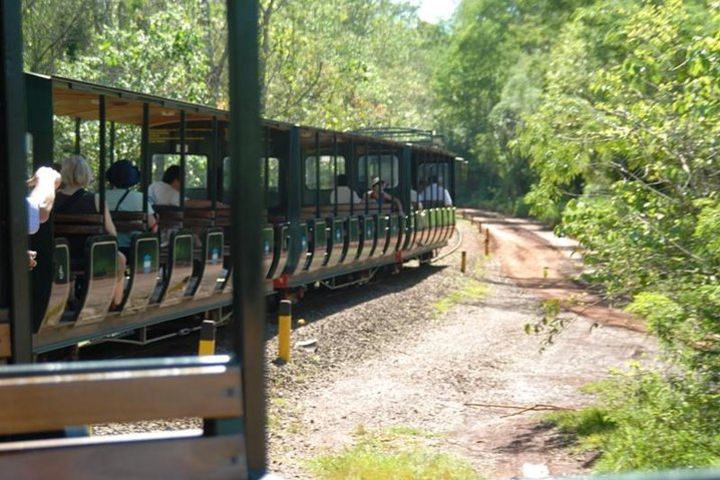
left=519, top=0, right=720, bottom=373
left=23, top=0, right=441, bottom=131
left=433, top=0, right=593, bottom=207
left=524, top=298, right=577, bottom=350
left=435, top=1, right=720, bottom=470
left=547, top=406, right=615, bottom=445
left=548, top=367, right=720, bottom=472
left=309, top=426, right=481, bottom=480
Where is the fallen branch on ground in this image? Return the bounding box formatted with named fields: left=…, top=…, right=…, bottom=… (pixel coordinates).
left=463, top=402, right=573, bottom=418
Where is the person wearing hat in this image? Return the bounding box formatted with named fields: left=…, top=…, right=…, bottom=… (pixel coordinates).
left=363, top=177, right=404, bottom=215
left=106, top=159, right=157, bottom=251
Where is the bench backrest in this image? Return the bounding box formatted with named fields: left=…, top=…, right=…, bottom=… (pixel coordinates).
left=0, top=356, right=247, bottom=479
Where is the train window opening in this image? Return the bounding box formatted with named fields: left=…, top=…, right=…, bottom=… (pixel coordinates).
left=152, top=153, right=208, bottom=200
left=305, top=155, right=346, bottom=190
left=261, top=156, right=281, bottom=190
left=358, top=154, right=399, bottom=188
left=54, top=115, right=102, bottom=191
left=109, top=122, right=142, bottom=166
left=418, top=161, right=449, bottom=188
left=25, top=132, right=33, bottom=177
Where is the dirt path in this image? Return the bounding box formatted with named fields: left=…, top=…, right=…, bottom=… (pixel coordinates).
left=467, top=210, right=644, bottom=332
left=267, top=216, right=656, bottom=479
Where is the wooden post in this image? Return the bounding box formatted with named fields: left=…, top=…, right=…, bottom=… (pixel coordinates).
left=461, top=251, right=467, bottom=273
left=484, top=229, right=490, bottom=256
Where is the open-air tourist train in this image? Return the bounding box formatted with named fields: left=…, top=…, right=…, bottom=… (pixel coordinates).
left=22, top=73, right=459, bottom=357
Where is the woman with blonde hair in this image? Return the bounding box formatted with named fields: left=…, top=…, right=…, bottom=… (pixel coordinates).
left=55, top=155, right=127, bottom=307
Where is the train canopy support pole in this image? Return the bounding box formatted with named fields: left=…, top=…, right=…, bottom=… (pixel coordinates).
left=401, top=145, right=412, bottom=210
left=98, top=95, right=107, bottom=213
left=179, top=110, right=186, bottom=209
left=74, top=117, right=81, bottom=155
left=0, top=0, right=32, bottom=363
left=226, top=0, right=266, bottom=476
left=141, top=103, right=150, bottom=215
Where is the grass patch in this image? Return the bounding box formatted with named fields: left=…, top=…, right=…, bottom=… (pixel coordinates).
left=545, top=407, right=615, bottom=451
left=545, top=367, right=720, bottom=472
left=433, top=278, right=487, bottom=315
left=309, top=425, right=480, bottom=480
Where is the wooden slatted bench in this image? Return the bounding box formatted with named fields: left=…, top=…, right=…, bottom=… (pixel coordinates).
left=0, top=355, right=249, bottom=479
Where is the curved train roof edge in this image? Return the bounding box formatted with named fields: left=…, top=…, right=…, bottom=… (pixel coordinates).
left=27, top=71, right=458, bottom=158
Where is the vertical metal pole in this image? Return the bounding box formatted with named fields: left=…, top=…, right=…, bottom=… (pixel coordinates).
left=288, top=127, right=301, bottom=222
left=377, top=143, right=382, bottom=213
left=109, top=121, right=115, bottom=163
left=314, top=132, right=320, bottom=219
left=390, top=147, right=395, bottom=206
left=332, top=134, right=338, bottom=217
left=401, top=145, right=412, bottom=210
left=141, top=103, right=150, bottom=215
left=264, top=127, right=270, bottom=207
left=0, top=0, right=32, bottom=363
left=74, top=117, right=81, bottom=155
left=349, top=138, right=354, bottom=216
left=226, top=0, right=266, bottom=474
left=364, top=142, right=369, bottom=214
left=179, top=110, right=186, bottom=209
left=99, top=95, right=106, bottom=213
left=210, top=116, right=218, bottom=210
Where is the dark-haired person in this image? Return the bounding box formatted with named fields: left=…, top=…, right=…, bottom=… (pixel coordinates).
left=148, top=164, right=227, bottom=209
left=418, top=175, right=452, bottom=206
left=363, top=177, right=403, bottom=215
left=106, top=159, right=157, bottom=253
left=148, top=165, right=181, bottom=206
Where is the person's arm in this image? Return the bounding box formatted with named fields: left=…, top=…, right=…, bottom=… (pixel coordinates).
left=104, top=204, right=118, bottom=237
left=147, top=208, right=158, bottom=232
left=27, top=167, right=61, bottom=224
left=95, top=195, right=118, bottom=237
left=26, top=198, right=40, bottom=234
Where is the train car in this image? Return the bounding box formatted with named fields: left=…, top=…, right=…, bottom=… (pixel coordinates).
left=21, top=72, right=457, bottom=357
left=0, top=2, right=269, bottom=477
left=16, top=62, right=455, bottom=360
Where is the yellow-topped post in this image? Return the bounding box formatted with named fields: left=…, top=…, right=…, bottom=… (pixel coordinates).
left=278, top=299, right=292, bottom=362
left=198, top=320, right=216, bottom=356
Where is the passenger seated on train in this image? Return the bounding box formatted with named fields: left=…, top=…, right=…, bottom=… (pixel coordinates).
left=149, top=164, right=227, bottom=209
left=26, top=166, right=62, bottom=269
left=419, top=175, right=453, bottom=206
left=363, top=177, right=404, bottom=215
left=149, top=165, right=181, bottom=206
left=106, top=159, right=158, bottom=252
left=329, top=174, right=362, bottom=204
left=410, top=188, right=423, bottom=210
left=55, top=155, right=127, bottom=307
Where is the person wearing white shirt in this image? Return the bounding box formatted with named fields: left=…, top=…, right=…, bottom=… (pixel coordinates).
left=105, top=159, right=158, bottom=251
left=410, top=188, right=423, bottom=210
left=418, top=175, right=453, bottom=206
left=148, top=165, right=181, bottom=206
left=26, top=166, right=62, bottom=269
left=329, top=174, right=362, bottom=204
